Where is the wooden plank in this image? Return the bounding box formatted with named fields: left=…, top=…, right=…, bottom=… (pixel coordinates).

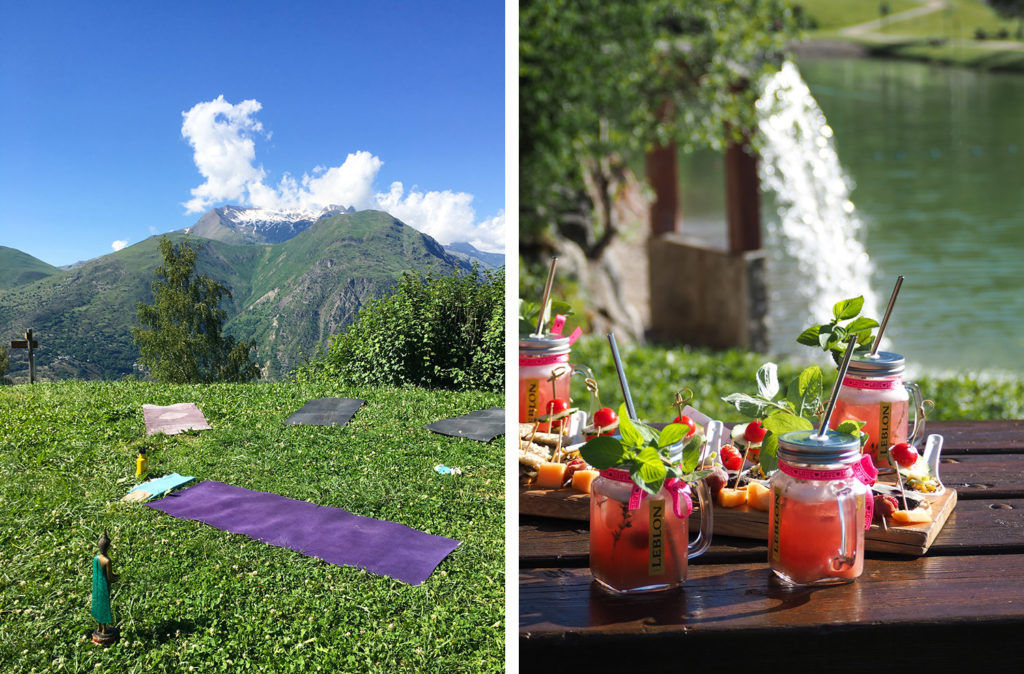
left=519, top=486, right=589, bottom=520
left=909, top=420, right=1024, bottom=453
left=940, top=453, right=1024, bottom=498
left=520, top=554, right=1024, bottom=667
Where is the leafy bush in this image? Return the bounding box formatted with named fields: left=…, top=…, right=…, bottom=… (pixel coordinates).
left=300, top=266, right=504, bottom=392
left=572, top=336, right=1023, bottom=422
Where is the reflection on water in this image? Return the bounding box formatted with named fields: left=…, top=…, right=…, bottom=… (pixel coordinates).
left=678, top=56, right=1024, bottom=376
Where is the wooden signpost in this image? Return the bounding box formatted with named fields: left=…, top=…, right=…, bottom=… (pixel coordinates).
left=10, top=328, right=39, bottom=384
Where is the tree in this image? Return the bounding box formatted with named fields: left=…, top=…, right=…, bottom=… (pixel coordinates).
left=520, top=0, right=797, bottom=333
left=132, top=236, right=259, bottom=383
left=0, top=344, right=8, bottom=383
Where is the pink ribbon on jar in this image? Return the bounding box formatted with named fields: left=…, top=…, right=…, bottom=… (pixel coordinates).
left=842, top=375, right=903, bottom=391
left=599, top=467, right=693, bottom=519
left=778, top=454, right=878, bottom=529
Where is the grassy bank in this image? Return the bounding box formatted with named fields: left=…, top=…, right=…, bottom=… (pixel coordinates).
left=797, top=0, right=1024, bottom=71
left=0, top=381, right=503, bottom=672
left=572, top=337, right=1024, bottom=421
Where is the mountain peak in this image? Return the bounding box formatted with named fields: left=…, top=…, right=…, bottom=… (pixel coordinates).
left=190, top=204, right=357, bottom=244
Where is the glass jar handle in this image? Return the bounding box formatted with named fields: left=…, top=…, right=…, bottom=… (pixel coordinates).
left=688, top=478, right=713, bottom=559
left=828, top=485, right=857, bottom=573
left=906, top=381, right=925, bottom=446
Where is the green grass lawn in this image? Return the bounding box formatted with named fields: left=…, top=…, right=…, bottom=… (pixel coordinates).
left=0, top=381, right=503, bottom=673
left=797, top=0, right=922, bottom=34
left=572, top=337, right=1024, bottom=422
left=797, top=0, right=1024, bottom=70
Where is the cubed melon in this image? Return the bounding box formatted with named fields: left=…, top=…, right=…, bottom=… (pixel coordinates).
left=534, top=461, right=568, bottom=488
left=717, top=487, right=748, bottom=508
left=571, top=469, right=600, bottom=494
left=746, top=482, right=771, bottom=511
left=892, top=508, right=931, bottom=524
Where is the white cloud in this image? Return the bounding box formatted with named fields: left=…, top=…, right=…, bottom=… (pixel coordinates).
left=181, top=95, right=266, bottom=214
left=180, top=96, right=503, bottom=251
left=112, top=240, right=128, bottom=251
left=374, top=183, right=504, bottom=253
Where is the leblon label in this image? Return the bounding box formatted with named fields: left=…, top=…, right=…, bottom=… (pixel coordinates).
left=648, top=499, right=665, bottom=576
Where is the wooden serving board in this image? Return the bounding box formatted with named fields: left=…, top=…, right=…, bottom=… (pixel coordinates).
left=519, top=485, right=957, bottom=556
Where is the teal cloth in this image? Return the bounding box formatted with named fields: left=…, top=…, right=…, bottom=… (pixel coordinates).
left=129, top=473, right=195, bottom=501
left=91, top=556, right=112, bottom=624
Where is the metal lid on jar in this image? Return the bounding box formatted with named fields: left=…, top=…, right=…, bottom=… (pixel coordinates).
left=777, top=429, right=861, bottom=464
left=519, top=333, right=571, bottom=357
left=846, top=351, right=905, bottom=377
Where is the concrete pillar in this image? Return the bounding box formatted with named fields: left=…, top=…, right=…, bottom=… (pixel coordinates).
left=645, top=141, right=679, bottom=237
left=647, top=234, right=768, bottom=352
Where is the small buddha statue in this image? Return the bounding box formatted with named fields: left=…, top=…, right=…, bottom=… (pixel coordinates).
left=91, top=531, right=120, bottom=645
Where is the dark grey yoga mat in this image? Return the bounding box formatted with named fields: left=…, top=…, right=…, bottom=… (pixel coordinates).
left=424, top=407, right=505, bottom=442
left=148, top=481, right=459, bottom=585
left=284, top=398, right=365, bottom=427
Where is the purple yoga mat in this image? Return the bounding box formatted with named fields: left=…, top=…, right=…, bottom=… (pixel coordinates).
left=147, top=481, right=460, bottom=585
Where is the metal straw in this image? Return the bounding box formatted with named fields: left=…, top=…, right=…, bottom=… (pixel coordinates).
left=817, top=337, right=859, bottom=438
left=533, top=257, right=558, bottom=337
left=607, top=333, right=637, bottom=421
left=871, top=274, right=904, bottom=356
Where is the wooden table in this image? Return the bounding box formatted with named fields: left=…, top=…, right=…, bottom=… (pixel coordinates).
left=520, top=420, right=1024, bottom=668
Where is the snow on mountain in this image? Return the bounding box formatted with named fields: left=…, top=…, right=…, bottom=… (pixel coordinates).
left=189, top=204, right=356, bottom=244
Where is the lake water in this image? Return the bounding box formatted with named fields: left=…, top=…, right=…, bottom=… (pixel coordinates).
left=678, top=56, right=1024, bottom=377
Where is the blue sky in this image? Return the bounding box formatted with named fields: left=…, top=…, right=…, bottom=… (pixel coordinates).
left=0, top=1, right=505, bottom=266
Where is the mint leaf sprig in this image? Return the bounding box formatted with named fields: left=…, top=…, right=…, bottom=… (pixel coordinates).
left=722, top=363, right=825, bottom=475
left=796, top=296, right=879, bottom=365
left=722, top=362, right=871, bottom=476
left=579, top=404, right=711, bottom=495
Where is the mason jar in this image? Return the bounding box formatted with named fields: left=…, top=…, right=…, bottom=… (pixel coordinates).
left=769, top=430, right=875, bottom=586
left=589, top=467, right=712, bottom=593
left=518, top=334, right=590, bottom=432
left=829, top=351, right=924, bottom=470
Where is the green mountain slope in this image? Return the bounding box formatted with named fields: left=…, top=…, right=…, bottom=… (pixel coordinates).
left=0, top=246, right=60, bottom=289
left=0, top=211, right=470, bottom=381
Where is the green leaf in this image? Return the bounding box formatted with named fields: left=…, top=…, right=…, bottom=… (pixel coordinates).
left=579, top=435, right=629, bottom=469
left=633, top=418, right=661, bottom=445
left=618, top=411, right=644, bottom=449
left=785, top=365, right=823, bottom=420
left=760, top=432, right=779, bottom=474
left=818, top=325, right=834, bottom=350
left=680, top=434, right=704, bottom=473
left=796, top=325, right=821, bottom=347
left=836, top=419, right=866, bottom=436
left=657, top=423, right=688, bottom=449
left=833, top=296, right=864, bottom=320
left=763, top=410, right=814, bottom=437
left=721, top=392, right=768, bottom=419
left=756, top=362, right=779, bottom=400
left=631, top=445, right=667, bottom=495
left=846, top=316, right=879, bottom=333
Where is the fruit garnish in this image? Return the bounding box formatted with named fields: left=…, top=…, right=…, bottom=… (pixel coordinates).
left=890, top=442, right=919, bottom=468
left=746, top=482, right=770, bottom=511
left=672, top=414, right=697, bottom=438
left=720, top=445, right=743, bottom=472
left=592, top=407, right=619, bottom=434
left=873, top=493, right=899, bottom=521
left=562, top=458, right=588, bottom=487
left=744, top=419, right=767, bottom=444
left=703, top=465, right=728, bottom=498
left=717, top=487, right=747, bottom=508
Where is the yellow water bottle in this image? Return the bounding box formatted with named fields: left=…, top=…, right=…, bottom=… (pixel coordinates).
left=136, top=447, right=148, bottom=478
